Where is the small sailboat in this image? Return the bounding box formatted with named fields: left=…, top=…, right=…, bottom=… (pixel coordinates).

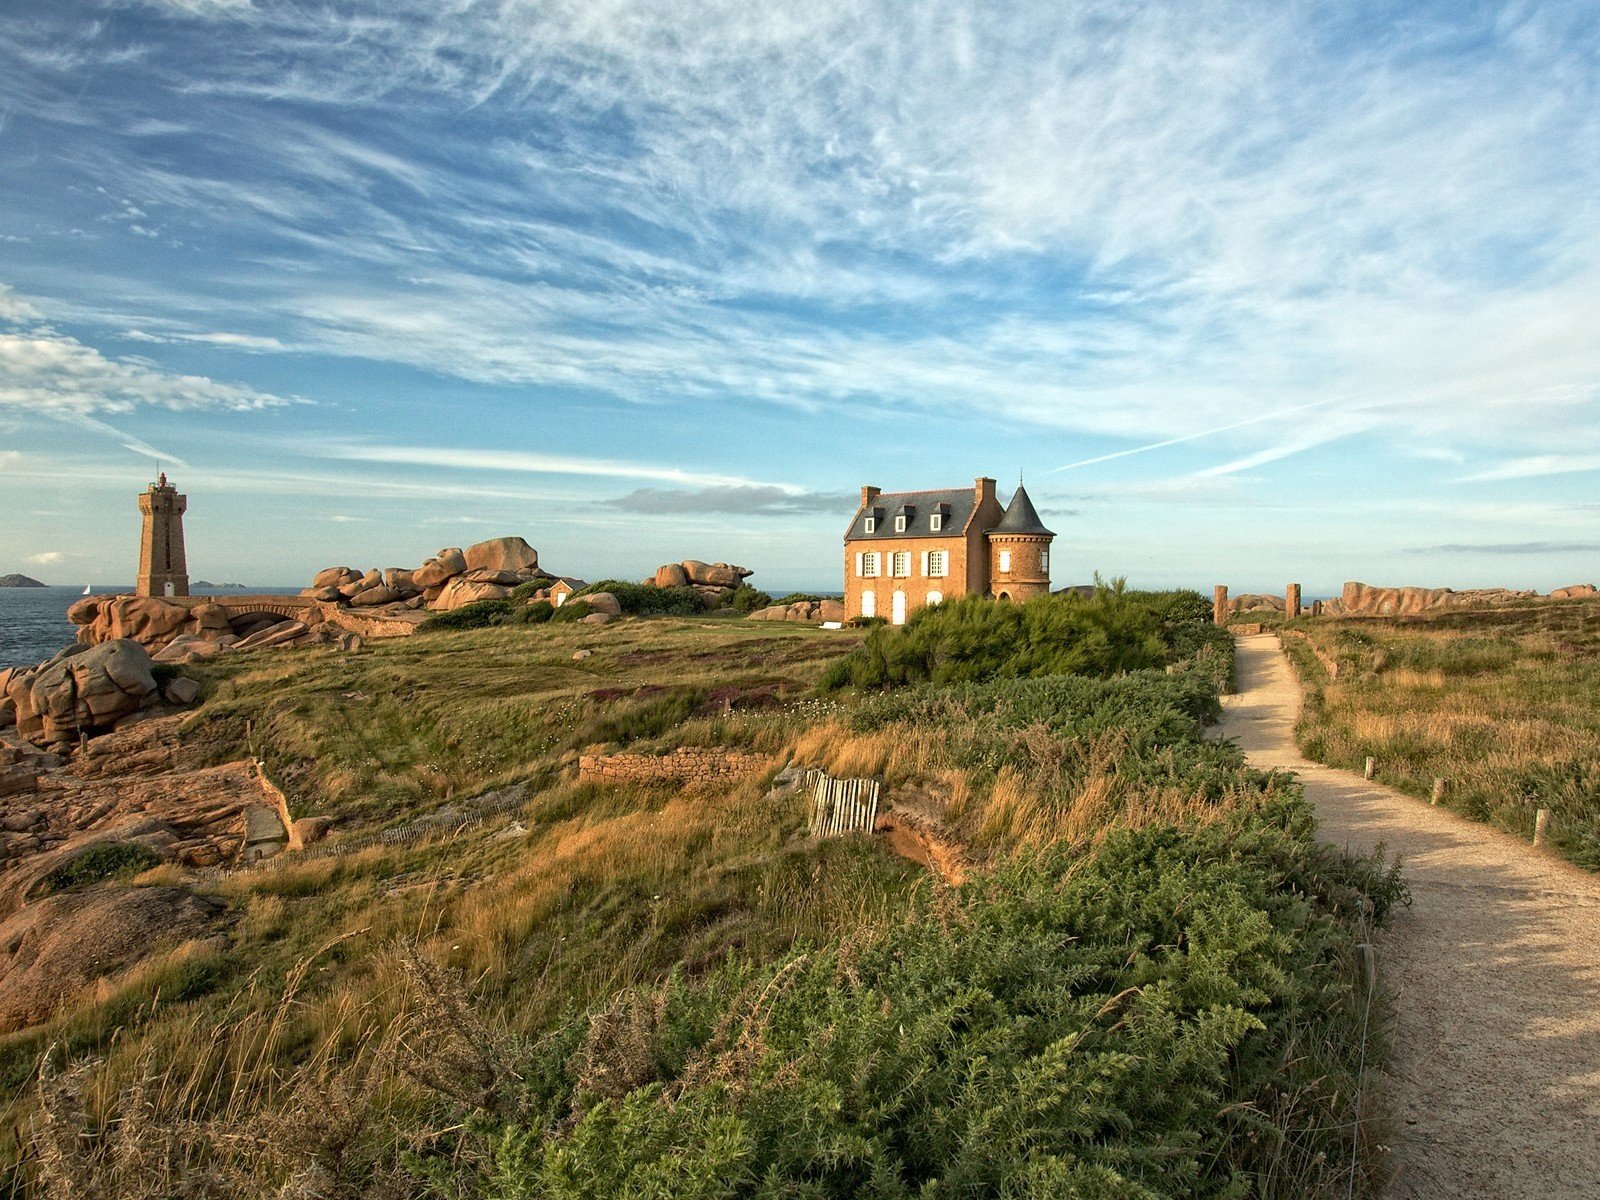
left=81, top=584, right=92, bottom=596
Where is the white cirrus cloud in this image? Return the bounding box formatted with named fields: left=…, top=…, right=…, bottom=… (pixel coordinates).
left=0, top=292, right=292, bottom=414
left=320, top=443, right=802, bottom=493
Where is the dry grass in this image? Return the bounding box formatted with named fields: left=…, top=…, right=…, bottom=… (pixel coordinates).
left=1289, top=598, right=1600, bottom=867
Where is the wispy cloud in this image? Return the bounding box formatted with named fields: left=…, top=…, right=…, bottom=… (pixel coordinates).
left=1410, top=541, right=1600, bottom=556
left=602, top=485, right=852, bottom=516
left=318, top=444, right=802, bottom=492
left=1459, top=453, right=1600, bottom=482
left=25, top=550, right=64, bottom=565
left=0, top=284, right=291, bottom=414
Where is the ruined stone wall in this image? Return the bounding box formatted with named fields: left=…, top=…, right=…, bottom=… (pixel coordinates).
left=578, top=747, right=777, bottom=786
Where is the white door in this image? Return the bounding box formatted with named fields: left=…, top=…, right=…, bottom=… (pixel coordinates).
left=861, top=590, right=876, bottom=618
left=892, top=591, right=907, bottom=625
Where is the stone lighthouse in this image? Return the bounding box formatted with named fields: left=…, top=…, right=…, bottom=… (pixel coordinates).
left=137, top=472, right=189, bottom=598
left=987, top=483, right=1054, bottom=601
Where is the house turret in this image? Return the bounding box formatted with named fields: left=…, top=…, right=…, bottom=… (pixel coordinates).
left=987, top=484, right=1053, bottom=601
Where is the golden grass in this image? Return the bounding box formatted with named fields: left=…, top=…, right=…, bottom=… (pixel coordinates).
left=1291, top=599, right=1600, bottom=867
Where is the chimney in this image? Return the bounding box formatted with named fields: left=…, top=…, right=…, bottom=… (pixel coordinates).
left=861, top=485, right=881, bottom=507
left=974, top=476, right=996, bottom=508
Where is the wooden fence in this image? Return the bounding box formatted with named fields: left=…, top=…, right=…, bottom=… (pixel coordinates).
left=802, top=768, right=881, bottom=837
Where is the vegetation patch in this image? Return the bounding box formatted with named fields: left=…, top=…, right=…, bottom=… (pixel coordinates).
left=1287, top=599, right=1600, bottom=868
left=38, top=843, right=163, bottom=895
left=822, top=585, right=1228, bottom=691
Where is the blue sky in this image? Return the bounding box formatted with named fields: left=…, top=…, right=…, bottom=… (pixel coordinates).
left=2, top=0, right=1599, bottom=594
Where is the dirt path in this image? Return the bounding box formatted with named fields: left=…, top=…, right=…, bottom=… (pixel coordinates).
left=1218, top=633, right=1600, bottom=1198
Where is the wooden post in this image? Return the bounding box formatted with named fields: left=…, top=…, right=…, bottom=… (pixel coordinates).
left=1431, top=778, right=1446, bottom=805
left=1213, top=585, right=1229, bottom=627
left=1286, top=583, right=1302, bottom=620
left=1534, top=807, right=1550, bottom=847
left=1364, top=756, right=1376, bottom=780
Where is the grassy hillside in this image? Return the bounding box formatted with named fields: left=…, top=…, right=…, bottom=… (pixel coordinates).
left=4, top=598, right=1400, bottom=1198
left=1281, top=598, right=1600, bottom=868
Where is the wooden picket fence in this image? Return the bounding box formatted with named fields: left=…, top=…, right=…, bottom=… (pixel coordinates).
left=802, top=768, right=881, bottom=837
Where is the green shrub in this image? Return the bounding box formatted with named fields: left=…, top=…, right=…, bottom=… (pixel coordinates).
left=570, top=687, right=708, bottom=748
left=40, top=842, right=162, bottom=894
left=773, top=592, right=834, bottom=607
left=418, top=600, right=514, bottom=632
left=578, top=581, right=708, bottom=617
left=550, top=600, right=596, bottom=624
left=477, top=795, right=1399, bottom=1198
left=509, top=580, right=549, bottom=604
left=822, top=587, right=1224, bottom=692
left=498, top=599, right=555, bottom=625
left=729, top=585, right=772, bottom=614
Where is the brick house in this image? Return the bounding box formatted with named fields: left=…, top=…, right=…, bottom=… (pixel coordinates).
left=843, top=477, right=1055, bottom=624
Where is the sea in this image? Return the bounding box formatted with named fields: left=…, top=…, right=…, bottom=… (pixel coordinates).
left=0, top=586, right=299, bottom=670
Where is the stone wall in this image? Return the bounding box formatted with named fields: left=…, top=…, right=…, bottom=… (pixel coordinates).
left=578, top=747, right=777, bottom=786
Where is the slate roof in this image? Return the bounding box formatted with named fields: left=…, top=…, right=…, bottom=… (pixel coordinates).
left=991, top=485, right=1054, bottom=537
left=844, top=487, right=977, bottom=541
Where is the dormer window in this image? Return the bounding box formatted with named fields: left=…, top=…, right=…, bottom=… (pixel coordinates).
left=864, top=516, right=876, bottom=533
left=894, top=514, right=906, bottom=533
left=929, top=513, right=942, bottom=532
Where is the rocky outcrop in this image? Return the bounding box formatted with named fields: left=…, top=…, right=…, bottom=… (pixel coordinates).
left=646, top=560, right=754, bottom=606
left=310, top=537, right=551, bottom=617
left=1, top=641, right=158, bottom=750
left=1227, top=593, right=1286, bottom=616
left=463, top=536, right=539, bottom=575
left=1551, top=583, right=1598, bottom=601
left=1327, top=582, right=1541, bottom=617
left=0, top=885, right=226, bottom=1032
left=0, top=575, right=45, bottom=588
left=748, top=599, right=847, bottom=624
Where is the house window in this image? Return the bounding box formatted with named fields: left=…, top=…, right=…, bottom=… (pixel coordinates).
left=927, top=591, right=943, bottom=606
left=864, top=516, right=875, bottom=533
left=999, top=550, right=1012, bottom=572
left=1040, top=550, right=1049, bottom=572
left=930, top=513, right=942, bottom=532
left=861, top=590, right=876, bottom=618
left=928, top=550, right=948, bottom=578
left=891, top=551, right=911, bottom=577
left=863, top=552, right=881, bottom=578
left=894, top=514, right=907, bottom=533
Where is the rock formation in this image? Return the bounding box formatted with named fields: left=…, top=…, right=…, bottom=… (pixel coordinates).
left=648, top=559, right=754, bottom=606
left=0, top=574, right=45, bottom=588
left=1, top=640, right=158, bottom=750
left=1328, top=582, right=1540, bottom=617
left=747, top=598, right=847, bottom=624
left=0, top=885, right=226, bottom=1032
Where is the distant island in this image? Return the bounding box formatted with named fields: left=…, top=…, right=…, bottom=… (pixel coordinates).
left=193, top=580, right=247, bottom=589
left=0, top=574, right=46, bottom=588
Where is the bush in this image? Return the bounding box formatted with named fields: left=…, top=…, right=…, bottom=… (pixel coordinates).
left=418, top=600, right=514, bottom=632
left=569, top=687, right=708, bottom=749
left=549, top=600, right=596, bottom=624
left=476, top=796, right=1398, bottom=1198
left=498, top=600, right=555, bottom=625
left=41, top=843, right=162, bottom=894
left=578, top=581, right=708, bottom=617
left=822, top=587, right=1225, bottom=692
left=729, top=585, right=772, bottom=615
left=509, top=580, right=548, bottom=604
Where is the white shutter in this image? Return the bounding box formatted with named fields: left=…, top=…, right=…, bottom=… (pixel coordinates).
left=855, top=552, right=864, bottom=577
left=920, top=550, right=930, bottom=576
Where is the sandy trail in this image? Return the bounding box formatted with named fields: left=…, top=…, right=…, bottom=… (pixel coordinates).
left=1217, top=633, right=1600, bottom=1198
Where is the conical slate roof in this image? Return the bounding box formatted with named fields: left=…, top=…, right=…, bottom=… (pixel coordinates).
left=992, top=484, right=1054, bottom=537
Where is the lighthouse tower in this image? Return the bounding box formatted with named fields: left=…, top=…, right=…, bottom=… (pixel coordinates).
left=137, top=473, right=189, bottom=598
